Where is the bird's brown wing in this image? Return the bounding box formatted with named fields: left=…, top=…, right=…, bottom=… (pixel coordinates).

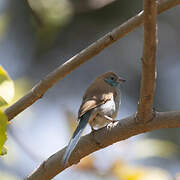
left=78, top=93, right=113, bottom=118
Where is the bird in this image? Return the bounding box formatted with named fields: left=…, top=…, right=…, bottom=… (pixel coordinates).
left=61, top=71, right=125, bottom=166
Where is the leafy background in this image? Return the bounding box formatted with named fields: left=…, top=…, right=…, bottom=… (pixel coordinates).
left=0, top=0, right=180, bottom=179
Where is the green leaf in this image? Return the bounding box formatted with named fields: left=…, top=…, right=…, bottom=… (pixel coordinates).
left=0, top=65, right=14, bottom=106
left=0, top=110, right=8, bottom=155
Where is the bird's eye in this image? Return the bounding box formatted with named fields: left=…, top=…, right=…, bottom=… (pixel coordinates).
left=110, top=76, right=115, bottom=80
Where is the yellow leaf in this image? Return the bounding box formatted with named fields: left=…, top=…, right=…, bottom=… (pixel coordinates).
left=0, top=65, right=14, bottom=106
left=111, top=160, right=171, bottom=180
left=0, top=110, right=8, bottom=155
left=111, top=161, right=145, bottom=180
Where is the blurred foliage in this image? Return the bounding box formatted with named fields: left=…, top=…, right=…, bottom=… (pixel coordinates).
left=0, top=66, right=15, bottom=156
left=0, top=13, right=10, bottom=41
left=64, top=108, right=77, bottom=134
left=111, top=160, right=171, bottom=180
left=1, top=145, right=7, bottom=155
left=0, top=171, right=19, bottom=180
left=0, top=77, right=32, bottom=112
left=75, top=156, right=95, bottom=171
left=27, top=0, right=73, bottom=51
left=0, top=66, right=14, bottom=107
left=73, top=154, right=173, bottom=180
left=133, top=138, right=179, bottom=159
left=175, top=173, right=180, bottom=180
left=0, top=110, right=8, bottom=156
left=12, top=78, right=32, bottom=104
left=70, top=0, right=117, bottom=13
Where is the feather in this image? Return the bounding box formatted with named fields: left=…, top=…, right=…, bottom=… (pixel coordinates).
left=61, top=110, right=91, bottom=166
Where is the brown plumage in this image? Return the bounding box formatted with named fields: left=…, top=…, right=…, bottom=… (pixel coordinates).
left=79, top=72, right=119, bottom=116
left=62, top=71, right=125, bottom=165
left=78, top=72, right=121, bottom=129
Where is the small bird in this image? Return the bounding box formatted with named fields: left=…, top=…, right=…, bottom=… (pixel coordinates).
left=62, top=71, right=125, bottom=166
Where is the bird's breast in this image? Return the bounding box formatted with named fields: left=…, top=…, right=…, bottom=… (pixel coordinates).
left=99, top=98, right=116, bottom=117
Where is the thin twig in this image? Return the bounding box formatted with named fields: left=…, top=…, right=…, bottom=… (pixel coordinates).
left=26, top=110, right=180, bottom=180
left=137, top=0, right=158, bottom=122
left=4, top=0, right=180, bottom=121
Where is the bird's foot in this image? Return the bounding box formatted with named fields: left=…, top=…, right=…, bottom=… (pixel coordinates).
left=107, top=120, right=119, bottom=129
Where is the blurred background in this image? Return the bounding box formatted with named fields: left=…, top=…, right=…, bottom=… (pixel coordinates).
left=0, top=0, right=180, bottom=179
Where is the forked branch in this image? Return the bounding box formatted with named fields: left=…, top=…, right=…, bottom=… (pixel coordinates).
left=4, top=0, right=180, bottom=121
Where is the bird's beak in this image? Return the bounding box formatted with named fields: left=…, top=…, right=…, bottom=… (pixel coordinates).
left=118, top=77, right=126, bottom=83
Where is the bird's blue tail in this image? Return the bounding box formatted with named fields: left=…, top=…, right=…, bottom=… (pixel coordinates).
left=61, top=111, right=91, bottom=166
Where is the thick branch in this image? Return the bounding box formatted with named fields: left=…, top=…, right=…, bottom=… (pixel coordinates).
left=26, top=110, right=180, bottom=180
left=137, top=0, right=158, bottom=122
left=5, top=0, right=180, bottom=121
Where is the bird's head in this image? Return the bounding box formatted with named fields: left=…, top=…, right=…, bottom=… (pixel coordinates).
left=103, top=72, right=126, bottom=87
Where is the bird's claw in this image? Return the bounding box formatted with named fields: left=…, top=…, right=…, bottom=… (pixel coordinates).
left=107, top=120, right=119, bottom=129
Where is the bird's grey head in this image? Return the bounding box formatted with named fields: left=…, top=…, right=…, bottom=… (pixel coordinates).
left=103, top=72, right=126, bottom=87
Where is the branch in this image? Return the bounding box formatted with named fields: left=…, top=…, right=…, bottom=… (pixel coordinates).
left=137, top=0, right=158, bottom=121
left=5, top=0, right=180, bottom=121
left=26, top=110, right=180, bottom=180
